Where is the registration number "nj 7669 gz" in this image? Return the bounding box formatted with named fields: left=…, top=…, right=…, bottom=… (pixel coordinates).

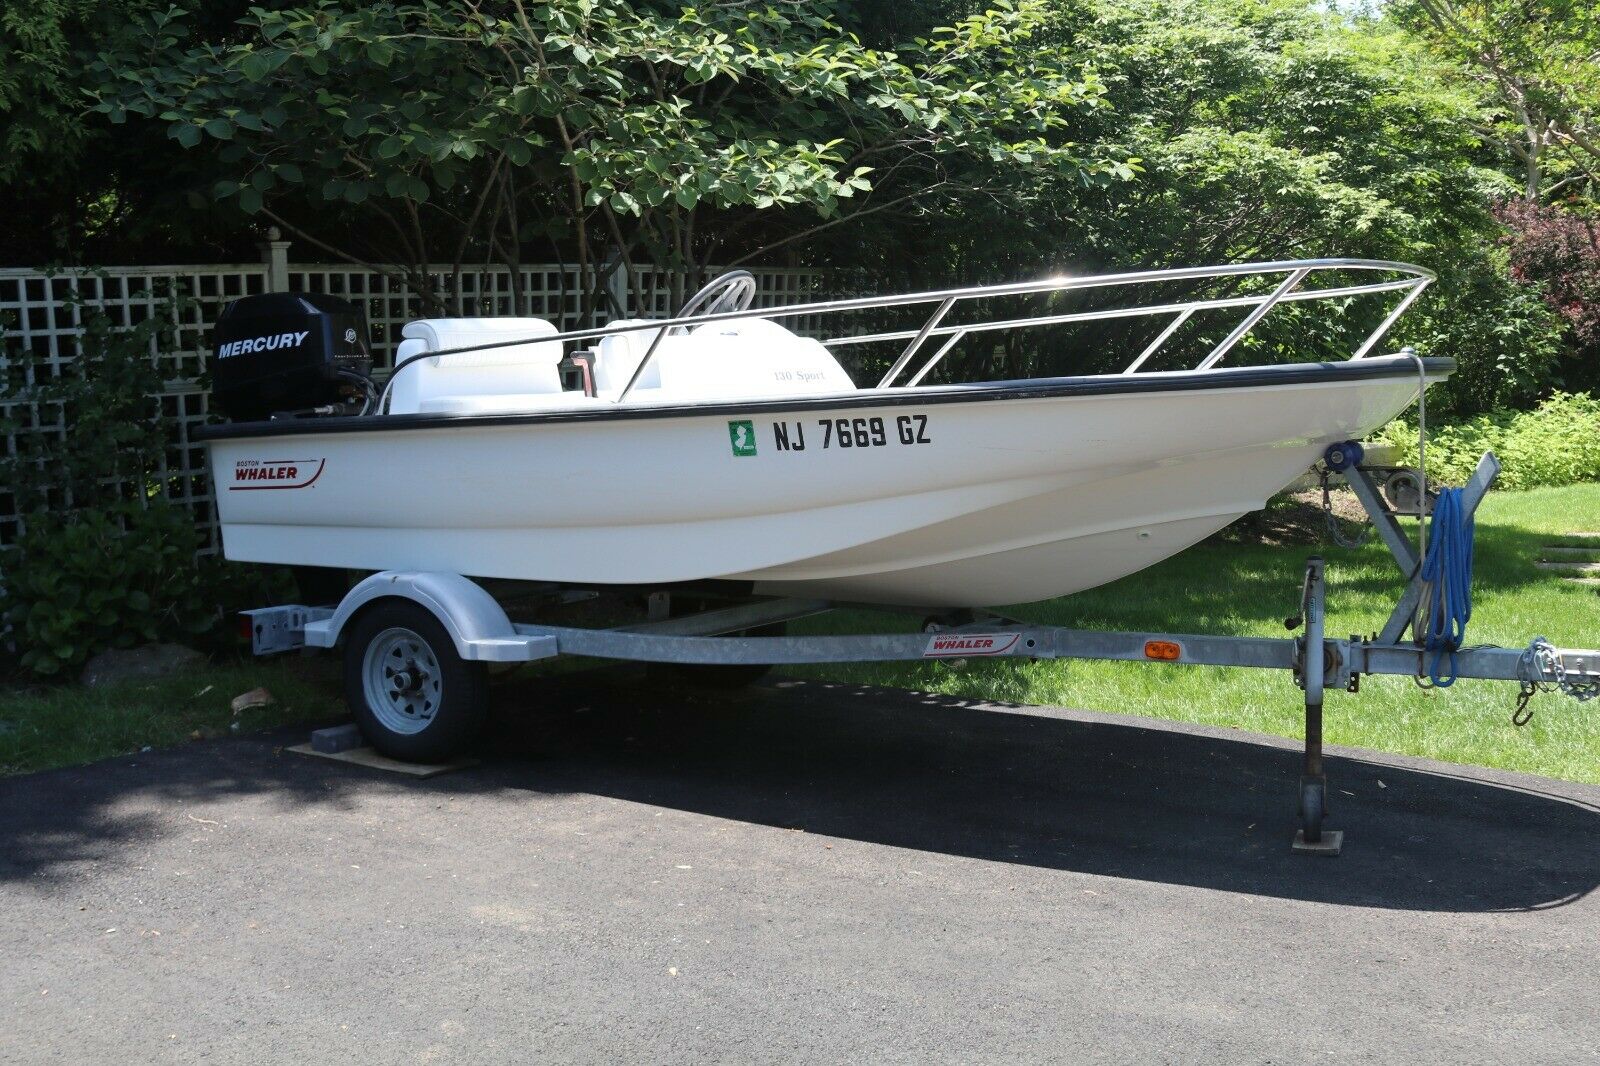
left=771, top=414, right=931, bottom=452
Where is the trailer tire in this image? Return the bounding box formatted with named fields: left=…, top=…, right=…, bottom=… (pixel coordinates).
left=656, top=622, right=785, bottom=690
left=343, top=599, right=487, bottom=762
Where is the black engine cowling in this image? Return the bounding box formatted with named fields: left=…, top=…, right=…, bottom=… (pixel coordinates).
left=211, top=292, right=372, bottom=421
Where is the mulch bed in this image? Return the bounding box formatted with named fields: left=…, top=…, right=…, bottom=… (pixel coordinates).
left=1210, top=488, right=1369, bottom=547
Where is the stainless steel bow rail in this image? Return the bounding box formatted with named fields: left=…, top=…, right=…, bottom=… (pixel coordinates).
left=243, top=446, right=1597, bottom=856
left=376, top=258, right=1435, bottom=410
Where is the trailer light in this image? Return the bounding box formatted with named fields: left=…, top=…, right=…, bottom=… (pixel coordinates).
left=1144, top=640, right=1182, bottom=661
left=238, top=613, right=255, bottom=642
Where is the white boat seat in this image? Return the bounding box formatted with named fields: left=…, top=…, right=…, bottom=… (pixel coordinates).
left=389, top=317, right=563, bottom=415
left=388, top=314, right=854, bottom=416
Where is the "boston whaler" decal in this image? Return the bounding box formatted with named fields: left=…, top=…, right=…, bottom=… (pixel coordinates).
left=922, top=632, right=1021, bottom=658
left=230, top=457, right=326, bottom=490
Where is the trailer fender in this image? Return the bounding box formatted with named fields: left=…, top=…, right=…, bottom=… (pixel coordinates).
left=304, top=572, right=557, bottom=663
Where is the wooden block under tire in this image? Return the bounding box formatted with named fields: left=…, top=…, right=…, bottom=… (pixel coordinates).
left=286, top=742, right=477, bottom=778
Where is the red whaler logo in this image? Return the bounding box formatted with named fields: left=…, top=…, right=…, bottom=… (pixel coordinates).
left=230, top=458, right=326, bottom=490
left=922, top=632, right=1021, bottom=658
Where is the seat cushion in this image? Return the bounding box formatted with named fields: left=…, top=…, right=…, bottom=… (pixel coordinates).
left=403, top=317, right=560, bottom=367
left=389, top=317, right=564, bottom=414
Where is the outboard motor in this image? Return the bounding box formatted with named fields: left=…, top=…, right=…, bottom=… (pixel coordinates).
left=210, top=293, right=372, bottom=421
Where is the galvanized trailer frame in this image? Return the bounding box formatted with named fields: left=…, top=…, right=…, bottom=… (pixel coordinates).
left=245, top=447, right=1599, bottom=855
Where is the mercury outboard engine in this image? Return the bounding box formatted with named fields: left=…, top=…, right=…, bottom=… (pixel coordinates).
left=210, top=293, right=373, bottom=421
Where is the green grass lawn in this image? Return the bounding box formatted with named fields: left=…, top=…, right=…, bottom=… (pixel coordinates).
left=0, top=658, right=345, bottom=777
left=788, top=483, right=1600, bottom=784
left=2, top=484, right=1596, bottom=782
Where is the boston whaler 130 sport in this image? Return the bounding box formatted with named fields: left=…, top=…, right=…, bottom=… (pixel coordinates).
left=212, top=260, right=1600, bottom=851
left=198, top=259, right=1450, bottom=607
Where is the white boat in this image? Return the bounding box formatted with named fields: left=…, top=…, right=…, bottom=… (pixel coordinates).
left=198, top=259, right=1448, bottom=608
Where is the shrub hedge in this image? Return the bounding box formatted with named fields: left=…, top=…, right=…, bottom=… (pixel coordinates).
left=0, top=294, right=292, bottom=679
left=1375, top=392, right=1600, bottom=490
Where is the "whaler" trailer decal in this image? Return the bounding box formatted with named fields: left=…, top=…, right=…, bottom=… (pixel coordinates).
left=921, top=632, right=1021, bottom=658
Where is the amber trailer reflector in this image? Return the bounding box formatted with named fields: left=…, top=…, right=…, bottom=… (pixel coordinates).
left=1144, top=640, right=1182, bottom=661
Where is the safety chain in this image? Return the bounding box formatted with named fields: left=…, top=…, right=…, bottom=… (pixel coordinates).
left=1515, top=636, right=1600, bottom=726
left=1318, top=467, right=1373, bottom=550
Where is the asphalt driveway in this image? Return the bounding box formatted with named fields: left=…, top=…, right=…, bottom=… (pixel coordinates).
left=3, top=674, right=1598, bottom=1063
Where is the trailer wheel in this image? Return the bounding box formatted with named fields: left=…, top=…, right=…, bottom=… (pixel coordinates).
left=343, top=600, right=487, bottom=762
left=657, top=622, right=785, bottom=690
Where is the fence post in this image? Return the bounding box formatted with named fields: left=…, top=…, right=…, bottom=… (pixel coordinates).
left=257, top=227, right=293, bottom=291
left=605, top=252, right=629, bottom=322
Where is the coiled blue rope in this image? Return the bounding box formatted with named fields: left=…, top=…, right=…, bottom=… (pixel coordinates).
left=1419, top=487, right=1474, bottom=686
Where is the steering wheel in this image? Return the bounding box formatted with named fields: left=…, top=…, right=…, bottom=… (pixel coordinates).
left=675, top=270, right=758, bottom=325
left=613, top=270, right=759, bottom=403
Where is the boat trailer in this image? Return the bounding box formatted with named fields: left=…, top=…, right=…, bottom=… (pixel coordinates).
left=244, top=448, right=1599, bottom=855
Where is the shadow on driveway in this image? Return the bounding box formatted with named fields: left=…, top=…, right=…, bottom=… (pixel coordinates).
left=3, top=673, right=1596, bottom=915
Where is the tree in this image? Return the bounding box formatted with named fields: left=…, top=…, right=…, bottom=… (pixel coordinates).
left=1495, top=197, right=1600, bottom=391
left=54, top=0, right=1579, bottom=413
left=1393, top=0, right=1600, bottom=201
left=0, top=0, right=295, bottom=263
left=837, top=0, right=1553, bottom=411
left=93, top=0, right=1127, bottom=318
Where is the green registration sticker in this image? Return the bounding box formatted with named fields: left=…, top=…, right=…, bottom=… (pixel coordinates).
left=728, top=420, right=757, bottom=457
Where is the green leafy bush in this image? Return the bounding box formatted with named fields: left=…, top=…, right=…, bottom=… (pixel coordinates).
left=1375, top=392, right=1600, bottom=489
left=1, top=286, right=292, bottom=678
left=1, top=503, right=216, bottom=676
left=1395, top=245, right=1567, bottom=418
left=0, top=286, right=172, bottom=513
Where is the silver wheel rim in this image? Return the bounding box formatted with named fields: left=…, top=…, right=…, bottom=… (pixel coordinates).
left=362, top=627, right=443, bottom=735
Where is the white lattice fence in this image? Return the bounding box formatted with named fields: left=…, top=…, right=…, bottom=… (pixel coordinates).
left=0, top=265, right=271, bottom=551
left=287, top=262, right=834, bottom=367
left=286, top=264, right=593, bottom=367
left=0, top=258, right=831, bottom=554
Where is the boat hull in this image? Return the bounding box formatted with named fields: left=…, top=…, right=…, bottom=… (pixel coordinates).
left=203, top=359, right=1444, bottom=607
